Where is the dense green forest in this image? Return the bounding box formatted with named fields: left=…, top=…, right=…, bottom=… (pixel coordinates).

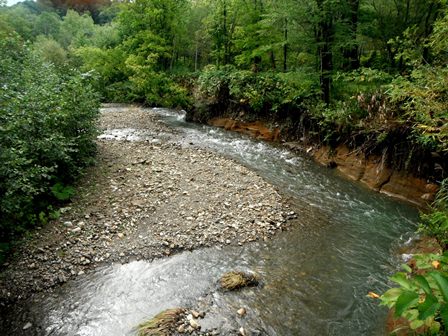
left=1, top=0, right=446, bottom=147
left=0, top=0, right=447, bottom=332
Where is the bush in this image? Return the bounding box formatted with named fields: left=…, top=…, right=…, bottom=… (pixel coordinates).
left=195, top=65, right=319, bottom=117
left=0, top=36, right=100, bottom=255
left=420, top=179, right=448, bottom=248
left=380, top=180, right=448, bottom=335
left=387, top=66, right=448, bottom=153
left=380, top=254, right=448, bottom=335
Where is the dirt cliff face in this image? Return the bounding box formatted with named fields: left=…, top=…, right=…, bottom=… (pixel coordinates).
left=312, top=145, right=438, bottom=207
left=205, top=117, right=438, bottom=207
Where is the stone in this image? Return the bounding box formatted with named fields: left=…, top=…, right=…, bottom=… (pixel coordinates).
left=189, top=319, right=199, bottom=329
left=237, top=308, right=246, bottom=316
left=0, top=105, right=290, bottom=307
left=23, top=322, right=32, bottom=330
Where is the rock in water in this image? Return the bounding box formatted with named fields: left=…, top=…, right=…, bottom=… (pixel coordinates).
left=237, top=308, right=246, bottom=316
left=23, top=322, right=32, bottom=330
left=189, top=319, right=200, bottom=330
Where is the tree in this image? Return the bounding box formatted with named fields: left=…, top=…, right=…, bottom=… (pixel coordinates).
left=33, top=11, right=61, bottom=37
left=58, top=9, right=96, bottom=48
left=315, top=0, right=335, bottom=104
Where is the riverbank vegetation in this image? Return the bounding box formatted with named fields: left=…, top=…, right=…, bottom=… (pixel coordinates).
left=0, top=3, right=100, bottom=262
left=0, top=0, right=447, bottom=332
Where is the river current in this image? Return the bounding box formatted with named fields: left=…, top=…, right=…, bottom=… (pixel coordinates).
left=5, top=107, right=419, bottom=335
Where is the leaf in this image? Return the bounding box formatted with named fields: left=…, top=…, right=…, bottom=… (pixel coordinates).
left=418, top=293, right=440, bottom=320
left=380, top=287, right=403, bottom=308
left=390, top=272, right=413, bottom=290
left=409, top=319, right=424, bottom=330
left=414, top=275, right=432, bottom=295
left=51, top=183, right=75, bottom=201
left=440, top=303, right=448, bottom=329
left=429, top=272, right=448, bottom=302
left=401, top=263, right=413, bottom=273
left=429, top=320, right=441, bottom=334
left=367, top=291, right=380, bottom=299
left=395, top=290, right=419, bottom=317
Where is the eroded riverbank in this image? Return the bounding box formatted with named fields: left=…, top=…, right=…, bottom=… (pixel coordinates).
left=0, top=105, right=292, bottom=309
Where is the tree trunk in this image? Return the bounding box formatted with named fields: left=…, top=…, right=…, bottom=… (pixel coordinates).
left=223, top=0, right=230, bottom=64
left=283, top=18, right=288, bottom=72
left=316, top=0, right=334, bottom=104
left=195, top=41, right=199, bottom=72
left=270, top=50, right=276, bottom=70
left=343, top=0, right=360, bottom=70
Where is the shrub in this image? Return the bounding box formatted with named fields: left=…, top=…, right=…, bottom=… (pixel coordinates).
left=387, top=66, right=448, bottom=153
left=380, top=180, right=448, bottom=335
left=195, top=65, right=319, bottom=117
left=0, top=36, right=100, bottom=255
left=380, top=254, right=448, bottom=335
left=420, top=179, right=448, bottom=248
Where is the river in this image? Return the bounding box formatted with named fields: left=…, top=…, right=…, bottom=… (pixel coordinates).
left=5, top=107, right=418, bottom=335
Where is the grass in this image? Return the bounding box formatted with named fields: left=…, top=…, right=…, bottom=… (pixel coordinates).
left=137, top=308, right=185, bottom=336
left=219, top=271, right=259, bottom=291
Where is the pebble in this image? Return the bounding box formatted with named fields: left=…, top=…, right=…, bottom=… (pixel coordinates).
left=23, top=322, right=32, bottom=330
left=189, top=319, right=200, bottom=329
left=237, top=308, right=246, bottom=316
left=0, top=105, right=292, bottom=309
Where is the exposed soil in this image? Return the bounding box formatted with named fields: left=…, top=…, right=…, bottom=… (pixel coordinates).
left=0, top=105, right=293, bottom=309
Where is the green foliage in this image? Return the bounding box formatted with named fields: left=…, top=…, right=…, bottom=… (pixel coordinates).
left=430, top=7, right=448, bottom=63
left=380, top=254, right=448, bottom=335
left=32, top=35, right=68, bottom=67
left=124, top=52, right=190, bottom=107
left=333, top=68, right=393, bottom=100
left=0, top=36, right=99, bottom=245
left=381, top=179, right=448, bottom=335
left=387, top=66, right=448, bottom=152
left=420, top=180, right=448, bottom=248
left=58, top=9, right=96, bottom=48
left=196, top=65, right=319, bottom=116
left=33, top=11, right=61, bottom=37
left=51, top=183, right=75, bottom=201
left=420, top=211, right=448, bottom=247
left=74, top=46, right=128, bottom=101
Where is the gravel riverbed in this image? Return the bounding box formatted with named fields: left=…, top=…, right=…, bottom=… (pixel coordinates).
left=0, top=105, right=293, bottom=307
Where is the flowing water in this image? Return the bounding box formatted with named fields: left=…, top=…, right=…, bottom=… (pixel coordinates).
left=5, top=107, right=419, bottom=335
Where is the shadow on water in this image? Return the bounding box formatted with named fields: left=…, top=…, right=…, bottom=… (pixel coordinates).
left=3, top=107, right=419, bottom=335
